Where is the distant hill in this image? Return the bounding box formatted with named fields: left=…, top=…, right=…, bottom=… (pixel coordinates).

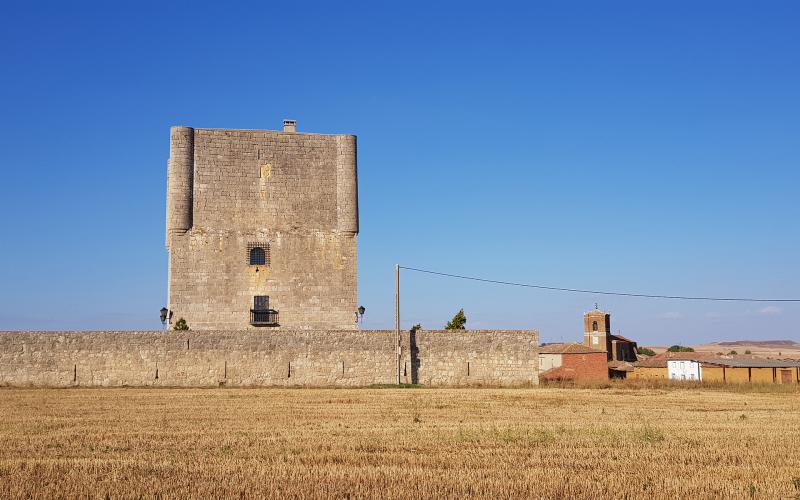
left=714, top=340, right=798, bottom=347
left=685, top=339, right=800, bottom=360
left=642, top=339, right=800, bottom=359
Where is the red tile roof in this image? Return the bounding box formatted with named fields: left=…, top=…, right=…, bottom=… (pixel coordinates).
left=540, top=366, right=574, bottom=380
left=608, top=360, right=635, bottom=371
left=633, top=351, right=716, bottom=368
left=701, top=358, right=800, bottom=368
left=609, top=334, right=635, bottom=343
left=540, top=343, right=606, bottom=354
left=634, top=357, right=668, bottom=368
left=634, top=354, right=800, bottom=369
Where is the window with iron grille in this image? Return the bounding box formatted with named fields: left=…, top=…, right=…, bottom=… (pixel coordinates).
left=247, top=242, right=270, bottom=266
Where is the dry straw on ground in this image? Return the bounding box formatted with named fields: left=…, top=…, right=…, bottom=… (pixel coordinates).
left=1, top=386, right=799, bottom=498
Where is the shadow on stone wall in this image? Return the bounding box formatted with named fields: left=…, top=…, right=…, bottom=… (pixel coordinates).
left=410, top=329, right=420, bottom=384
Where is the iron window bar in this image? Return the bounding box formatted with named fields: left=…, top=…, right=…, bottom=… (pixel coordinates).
left=250, top=309, right=279, bottom=326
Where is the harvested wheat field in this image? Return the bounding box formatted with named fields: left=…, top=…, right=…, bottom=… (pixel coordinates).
left=1, top=387, right=799, bottom=499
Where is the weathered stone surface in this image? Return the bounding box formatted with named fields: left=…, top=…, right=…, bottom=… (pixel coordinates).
left=0, top=330, right=538, bottom=387
left=401, top=330, right=539, bottom=386
left=166, top=125, right=359, bottom=330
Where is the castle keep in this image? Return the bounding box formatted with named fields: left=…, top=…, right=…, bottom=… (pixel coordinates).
left=166, top=121, right=359, bottom=330
left=0, top=122, right=541, bottom=389
left=0, top=122, right=543, bottom=388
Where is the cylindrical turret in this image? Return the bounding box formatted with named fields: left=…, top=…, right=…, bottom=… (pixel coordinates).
left=166, top=126, right=194, bottom=245
left=335, top=135, right=359, bottom=235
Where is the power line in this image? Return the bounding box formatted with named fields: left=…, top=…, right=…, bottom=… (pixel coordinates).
left=399, top=266, right=800, bottom=303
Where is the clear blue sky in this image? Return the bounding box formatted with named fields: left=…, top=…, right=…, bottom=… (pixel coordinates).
left=1, top=1, right=798, bottom=345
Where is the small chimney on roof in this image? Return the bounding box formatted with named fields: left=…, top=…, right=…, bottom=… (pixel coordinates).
left=283, top=119, right=296, bottom=133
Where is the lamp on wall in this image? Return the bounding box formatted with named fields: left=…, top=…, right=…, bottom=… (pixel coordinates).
left=160, top=307, right=169, bottom=325
left=357, top=305, right=366, bottom=323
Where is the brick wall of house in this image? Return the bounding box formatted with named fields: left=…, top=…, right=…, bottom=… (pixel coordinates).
left=541, top=352, right=608, bottom=382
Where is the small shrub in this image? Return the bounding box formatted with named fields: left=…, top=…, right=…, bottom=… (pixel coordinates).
left=728, top=350, right=738, bottom=355
left=410, top=324, right=422, bottom=334
left=174, top=318, right=189, bottom=331
left=745, top=350, right=751, bottom=354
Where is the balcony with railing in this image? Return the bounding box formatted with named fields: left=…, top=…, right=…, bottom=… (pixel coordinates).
left=250, top=309, right=279, bottom=327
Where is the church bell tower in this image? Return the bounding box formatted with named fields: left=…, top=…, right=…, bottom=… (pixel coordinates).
left=583, top=305, right=611, bottom=354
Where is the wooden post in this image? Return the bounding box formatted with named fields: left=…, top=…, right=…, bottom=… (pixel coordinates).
left=395, top=264, right=401, bottom=385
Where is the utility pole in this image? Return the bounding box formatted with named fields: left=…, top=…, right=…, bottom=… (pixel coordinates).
left=395, top=264, right=401, bottom=384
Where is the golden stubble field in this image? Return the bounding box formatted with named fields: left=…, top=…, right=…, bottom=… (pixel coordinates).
left=0, top=387, right=799, bottom=499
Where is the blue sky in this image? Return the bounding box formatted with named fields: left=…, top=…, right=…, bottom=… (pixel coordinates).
left=0, top=1, right=797, bottom=344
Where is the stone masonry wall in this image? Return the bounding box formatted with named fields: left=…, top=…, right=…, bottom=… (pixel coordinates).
left=166, top=127, right=358, bottom=330
left=0, top=330, right=538, bottom=387
left=401, top=330, right=539, bottom=386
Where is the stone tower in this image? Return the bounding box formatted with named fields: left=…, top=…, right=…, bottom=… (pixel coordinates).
left=583, top=306, right=611, bottom=353
left=166, top=121, right=359, bottom=330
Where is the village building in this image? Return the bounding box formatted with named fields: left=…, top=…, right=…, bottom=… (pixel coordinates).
left=698, top=358, right=800, bottom=384
left=629, top=356, right=668, bottom=380
left=631, top=352, right=800, bottom=384
left=539, top=343, right=608, bottom=382
left=582, top=307, right=638, bottom=378
left=667, top=359, right=702, bottom=381
left=630, top=352, right=716, bottom=380
left=165, top=121, right=360, bottom=330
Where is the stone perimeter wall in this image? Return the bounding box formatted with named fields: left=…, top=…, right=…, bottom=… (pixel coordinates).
left=0, top=330, right=538, bottom=387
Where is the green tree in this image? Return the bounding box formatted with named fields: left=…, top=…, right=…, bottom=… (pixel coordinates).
left=410, top=324, right=422, bottom=334
left=666, top=345, right=694, bottom=353
left=445, top=309, right=466, bottom=330
left=636, top=346, right=656, bottom=357
left=174, top=318, right=189, bottom=331
left=728, top=350, right=738, bottom=355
